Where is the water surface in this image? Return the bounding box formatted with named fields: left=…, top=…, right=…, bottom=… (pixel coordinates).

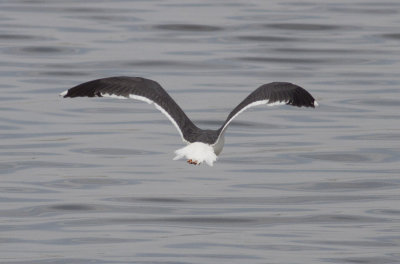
left=1, top=0, right=400, bottom=263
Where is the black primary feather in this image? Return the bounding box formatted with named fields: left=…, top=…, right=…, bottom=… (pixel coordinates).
left=63, top=76, right=199, bottom=142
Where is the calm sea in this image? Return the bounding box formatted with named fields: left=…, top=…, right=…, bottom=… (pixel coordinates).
left=1, top=0, right=400, bottom=263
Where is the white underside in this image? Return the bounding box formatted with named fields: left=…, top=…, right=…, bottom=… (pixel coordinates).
left=173, top=142, right=217, bottom=166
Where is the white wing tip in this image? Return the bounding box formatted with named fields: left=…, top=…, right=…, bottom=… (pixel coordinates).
left=59, top=90, right=68, bottom=97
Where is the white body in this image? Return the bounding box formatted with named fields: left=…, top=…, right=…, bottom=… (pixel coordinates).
left=173, top=132, right=225, bottom=166
left=174, top=142, right=217, bottom=166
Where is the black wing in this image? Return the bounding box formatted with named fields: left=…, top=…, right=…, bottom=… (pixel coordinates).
left=217, top=82, right=317, bottom=138
left=61, top=76, right=198, bottom=143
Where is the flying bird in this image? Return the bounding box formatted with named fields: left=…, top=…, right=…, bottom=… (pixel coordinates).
left=61, top=76, right=317, bottom=166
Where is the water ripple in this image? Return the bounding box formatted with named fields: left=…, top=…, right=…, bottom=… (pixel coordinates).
left=236, top=56, right=325, bottom=64
left=106, top=195, right=400, bottom=206
left=39, top=214, right=390, bottom=229
left=300, top=149, right=399, bottom=163
left=265, top=23, right=343, bottom=31
left=381, top=33, right=400, bottom=40
left=235, top=35, right=297, bottom=42
left=0, top=33, right=47, bottom=41
left=5, top=45, right=91, bottom=56
left=0, top=161, right=98, bottom=174
left=35, top=177, right=141, bottom=189
left=154, top=24, right=223, bottom=32
left=71, top=147, right=161, bottom=156
left=263, top=179, right=400, bottom=192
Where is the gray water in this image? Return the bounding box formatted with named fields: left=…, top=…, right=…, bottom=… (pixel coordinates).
left=1, top=0, right=400, bottom=263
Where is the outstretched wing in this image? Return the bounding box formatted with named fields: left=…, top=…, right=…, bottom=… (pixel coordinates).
left=216, top=82, right=317, bottom=142
left=61, top=76, right=198, bottom=143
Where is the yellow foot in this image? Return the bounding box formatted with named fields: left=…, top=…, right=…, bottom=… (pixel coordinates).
left=187, top=159, right=198, bottom=165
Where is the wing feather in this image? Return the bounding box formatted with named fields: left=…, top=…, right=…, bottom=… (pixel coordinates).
left=61, top=76, right=198, bottom=143
left=216, top=82, right=317, bottom=143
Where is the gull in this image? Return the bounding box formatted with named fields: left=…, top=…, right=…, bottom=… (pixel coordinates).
left=61, top=76, right=317, bottom=166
